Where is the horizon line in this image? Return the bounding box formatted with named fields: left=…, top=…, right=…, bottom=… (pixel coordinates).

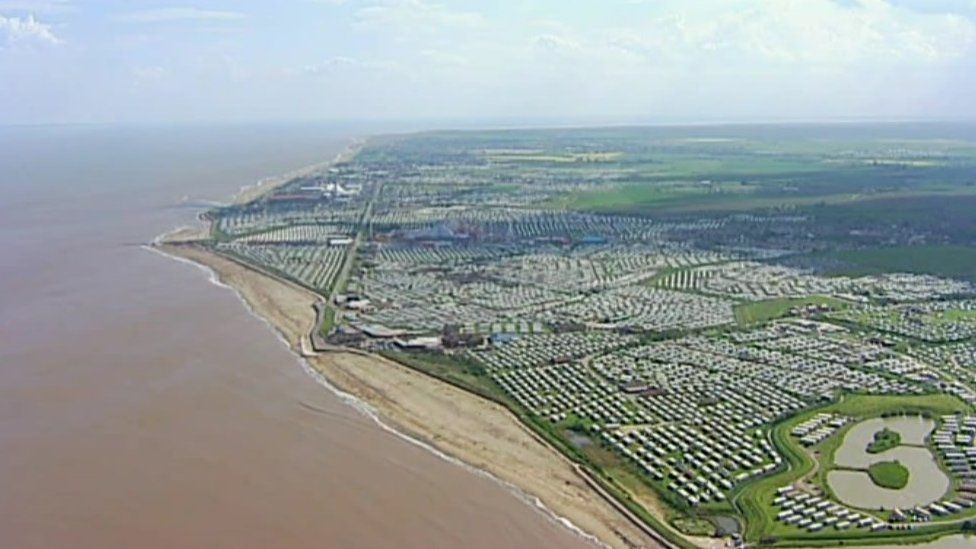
left=4, top=115, right=976, bottom=133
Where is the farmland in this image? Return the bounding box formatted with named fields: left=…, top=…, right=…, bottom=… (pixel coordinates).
left=808, top=245, right=976, bottom=282
left=199, top=124, right=976, bottom=548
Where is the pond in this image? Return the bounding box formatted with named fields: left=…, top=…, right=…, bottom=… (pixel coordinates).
left=710, top=515, right=740, bottom=536
left=566, top=431, right=594, bottom=448
left=826, top=416, right=950, bottom=510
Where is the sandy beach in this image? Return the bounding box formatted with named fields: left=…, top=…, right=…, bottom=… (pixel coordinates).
left=229, top=139, right=366, bottom=206
left=160, top=242, right=669, bottom=549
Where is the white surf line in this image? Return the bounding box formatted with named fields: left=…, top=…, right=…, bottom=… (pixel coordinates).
left=144, top=242, right=609, bottom=549
left=151, top=225, right=200, bottom=246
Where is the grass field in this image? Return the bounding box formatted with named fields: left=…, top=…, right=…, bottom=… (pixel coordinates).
left=734, top=296, right=849, bottom=325
left=487, top=151, right=623, bottom=163
left=813, top=245, right=976, bottom=282
left=868, top=461, right=910, bottom=489
left=941, top=309, right=976, bottom=322
left=551, top=180, right=758, bottom=212
left=670, top=516, right=717, bottom=537
left=830, top=393, right=971, bottom=418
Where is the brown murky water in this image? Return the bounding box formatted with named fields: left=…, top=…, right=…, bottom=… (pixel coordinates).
left=0, top=124, right=590, bottom=549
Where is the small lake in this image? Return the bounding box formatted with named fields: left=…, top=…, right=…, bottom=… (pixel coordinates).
left=826, top=416, right=950, bottom=510
left=711, top=515, right=740, bottom=535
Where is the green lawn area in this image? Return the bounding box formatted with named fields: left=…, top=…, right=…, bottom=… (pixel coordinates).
left=553, top=181, right=976, bottom=216
left=734, top=296, right=849, bottom=325
left=487, top=151, right=623, bottom=163
left=814, top=245, right=976, bottom=282
left=868, top=461, right=910, bottom=489
left=319, top=305, right=337, bottom=336
left=866, top=428, right=901, bottom=454
left=670, top=517, right=717, bottom=537
left=830, top=393, right=971, bottom=418
left=938, top=309, right=976, bottom=323
left=551, top=182, right=718, bottom=212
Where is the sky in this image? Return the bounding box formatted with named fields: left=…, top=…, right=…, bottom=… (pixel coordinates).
left=1, top=0, right=975, bottom=125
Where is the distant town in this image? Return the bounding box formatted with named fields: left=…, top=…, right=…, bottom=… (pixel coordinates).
left=201, top=126, right=976, bottom=547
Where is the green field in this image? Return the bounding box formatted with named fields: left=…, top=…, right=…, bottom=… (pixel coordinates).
left=868, top=461, right=910, bottom=489
left=813, top=245, right=976, bottom=282
left=941, top=309, right=976, bottom=322
left=487, top=151, right=624, bottom=163
left=552, top=180, right=758, bottom=212
left=558, top=183, right=976, bottom=216
left=830, top=393, right=971, bottom=418
left=734, top=296, right=848, bottom=325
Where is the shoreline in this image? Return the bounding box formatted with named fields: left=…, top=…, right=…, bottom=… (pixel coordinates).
left=148, top=136, right=684, bottom=549
left=157, top=241, right=664, bottom=549
left=228, top=138, right=367, bottom=206
left=145, top=244, right=599, bottom=540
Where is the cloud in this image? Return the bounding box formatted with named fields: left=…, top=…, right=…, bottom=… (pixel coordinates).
left=131, top=65, right=168, bottom=86
left=354, top=0, right=484, bottom=36
left=291, top=55, right=404, bottom=77
left=533, top=34, right=582, bottom=54
left=0, top=0, right=73, bottom=13
left=609, top=0, right=976, bottom=66
left=116, top=7, right=247, bottom=24
left=4, top=0, right=976, bottom=124
left=0, top=13, right=61, bottom=45
left=420, top=48, right=469, bottom=68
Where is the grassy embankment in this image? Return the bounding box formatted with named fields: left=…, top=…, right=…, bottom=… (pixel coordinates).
left=319, top=306, right=337, bottom=336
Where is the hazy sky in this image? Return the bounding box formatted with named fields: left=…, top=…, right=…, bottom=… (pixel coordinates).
left=2, top=0, right=975, bottom=125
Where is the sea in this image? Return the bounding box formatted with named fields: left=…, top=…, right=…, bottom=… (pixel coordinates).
left=0, top=123, right=591, bottom=549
